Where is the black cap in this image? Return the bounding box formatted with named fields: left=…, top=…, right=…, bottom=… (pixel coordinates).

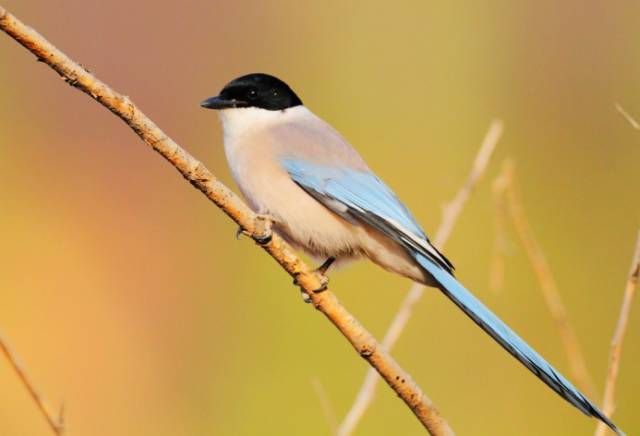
left=201, top=73, right=302, bottom=111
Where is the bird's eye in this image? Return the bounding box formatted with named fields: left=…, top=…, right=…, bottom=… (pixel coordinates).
left=247, top=89, right=258, bottom=99
left=273, top=91, right=279, bottom=97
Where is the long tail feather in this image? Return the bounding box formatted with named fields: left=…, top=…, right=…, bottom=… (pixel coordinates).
left=415, top=253, right=623, bottom=435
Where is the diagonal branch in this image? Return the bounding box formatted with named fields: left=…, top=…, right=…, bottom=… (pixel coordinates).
left=0, top=330, right=64, bottom=435
left=492, top=160, right=596, bottom=396
left=0, top=6, right=453, bottom=435
left=338, top=120, right=503, bottom=436
left=594, top=231, right=640, bottom=436
left=614, top=103, right=640, bottom=130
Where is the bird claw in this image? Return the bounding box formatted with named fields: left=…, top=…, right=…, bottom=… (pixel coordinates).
left=300, top=290, right=312, bottom=303
left=236, top=227, right=250, bottom=240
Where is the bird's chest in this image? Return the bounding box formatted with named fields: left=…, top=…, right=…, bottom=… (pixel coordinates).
left=223, top=138, right=360, bottom=259
left=224, top=135, right=289, bottom=213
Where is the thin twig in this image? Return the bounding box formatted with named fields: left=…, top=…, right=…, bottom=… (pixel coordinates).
left=338, top=120, right=503, bottom=436
left=434, top=120, right=504, bottom=246
left=0, top=330, right=64, bottom=435
left=492, top=160, right=595, bottom=396
left=594, top=231, right=640, bottom=436
left=311, top=377, right=338, bottom=435
left=489, top=174, right=509, bottom=292
left=0, top=7, right=453, bottom=435
left=614, top=103, right=640, bottom=130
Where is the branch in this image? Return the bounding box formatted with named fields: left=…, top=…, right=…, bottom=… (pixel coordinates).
left=489, top=172, right=509, bottom=292
left=0, top=330, right=64, bottom=435
left=594, top=231, right=640, bottom=436
left=338, top=120, right=503, bottom=436
left=492, top=160, right=595, bottom=396
left=434, top=120, right=504, bottom=247
left=614, top=103, right=640, bottom=130
left=311, top=377, right=338, bottom=435
left=0, top=7, right=453, bottom=435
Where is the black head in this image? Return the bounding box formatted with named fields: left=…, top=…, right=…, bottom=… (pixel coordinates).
left=201, top=73, right=302, bottom=111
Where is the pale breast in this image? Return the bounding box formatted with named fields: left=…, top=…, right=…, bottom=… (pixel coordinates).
left=222, top=112, right=363, bottom=259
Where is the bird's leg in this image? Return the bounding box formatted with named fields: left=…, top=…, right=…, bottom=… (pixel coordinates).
left=315, top=257, right=336, bottom=275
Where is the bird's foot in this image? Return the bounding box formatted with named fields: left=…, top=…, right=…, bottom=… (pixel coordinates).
left=252, top=214, right=274, bottom=245
left=236, top=214, right=274, bottom=245
left=293, top=270, right=329, bottom=304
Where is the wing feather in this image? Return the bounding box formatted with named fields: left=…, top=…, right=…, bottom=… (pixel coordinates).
left=281, top=158, right=454, bottom=272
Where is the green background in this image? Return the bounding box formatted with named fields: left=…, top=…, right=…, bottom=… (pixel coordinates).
left=1, top=1, right=638, bottom=435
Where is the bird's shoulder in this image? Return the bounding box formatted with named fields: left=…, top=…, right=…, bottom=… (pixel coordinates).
left=267, top=107, right=369, bottom=171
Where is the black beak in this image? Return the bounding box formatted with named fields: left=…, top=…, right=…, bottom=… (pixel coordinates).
left=200, top=95, right=248, bottom=110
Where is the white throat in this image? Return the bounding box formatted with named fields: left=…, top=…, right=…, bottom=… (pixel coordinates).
left=218, top=106, right=309, bottom=142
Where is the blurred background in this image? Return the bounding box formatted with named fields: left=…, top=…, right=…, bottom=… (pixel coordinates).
left=1, top=1, right=639, bottom=435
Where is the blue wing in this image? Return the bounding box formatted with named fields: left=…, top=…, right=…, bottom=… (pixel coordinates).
left=281, top=158, right=622, bottom=436
left=281, top=158, right=454, bottom=272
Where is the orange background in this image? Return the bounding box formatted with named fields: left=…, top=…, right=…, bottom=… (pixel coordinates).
left=0, top=1, right=638, bottom=435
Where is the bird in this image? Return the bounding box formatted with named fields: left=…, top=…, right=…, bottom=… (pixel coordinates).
left=201, top=72, right=623, bottom=435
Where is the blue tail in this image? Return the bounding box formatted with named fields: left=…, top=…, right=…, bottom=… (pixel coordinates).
left=415, top=253, right=623, bottom=435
